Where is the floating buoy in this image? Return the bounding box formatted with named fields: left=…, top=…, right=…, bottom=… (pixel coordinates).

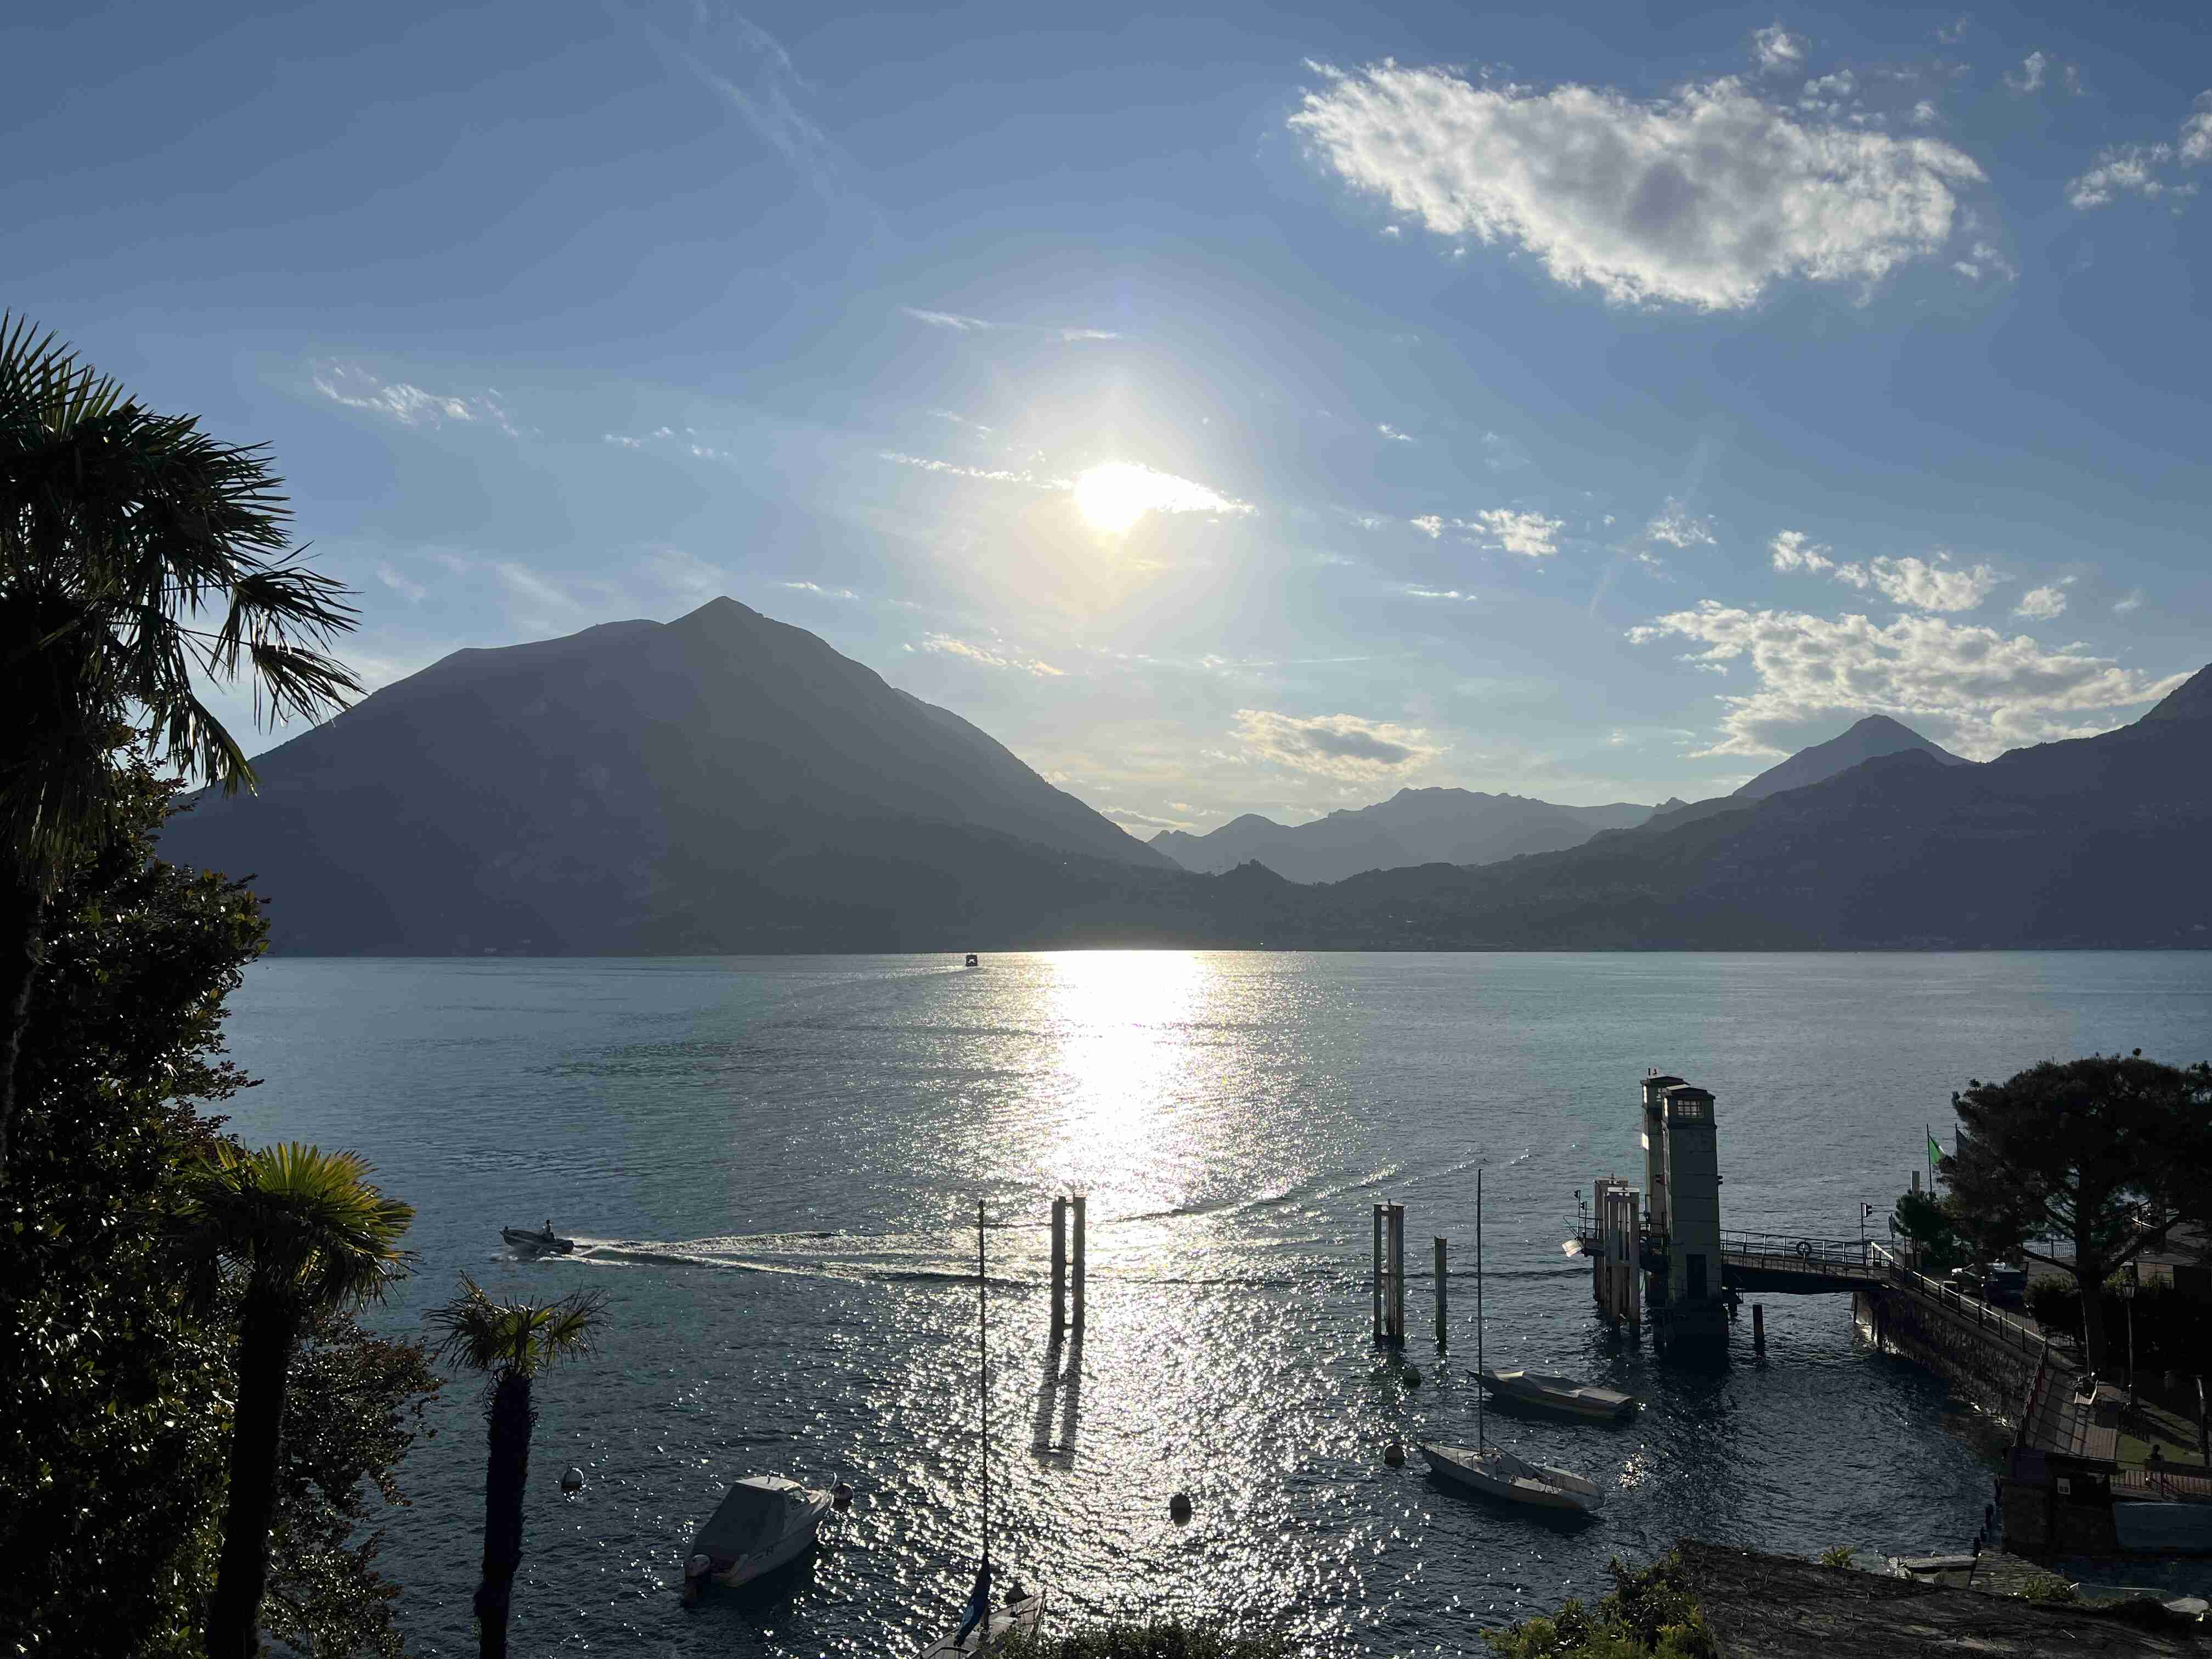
left=1384, top=1441, right=1406, bottom=1468
left=1169, top=1492, right=1194, bottom=1523
left=833, top=1481, right=854, bottom=1510
left=560, top=1466, right=585, bottom=1499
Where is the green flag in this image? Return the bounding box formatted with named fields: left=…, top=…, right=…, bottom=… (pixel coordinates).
left=1927, top=1131, right=1944, bottom=1165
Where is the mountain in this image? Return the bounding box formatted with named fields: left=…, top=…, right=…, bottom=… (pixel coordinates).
left=1148, top=787, right=1654, bottom=883
left=1733, top=714, right=1970, bottom=800
left=1293, top=668, right=2212, bottom=950
left=161, top=597, right=1171, bottom=953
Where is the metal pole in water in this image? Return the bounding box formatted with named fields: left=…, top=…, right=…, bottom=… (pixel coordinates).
left=1387, top=1204, right=1406, bottom=1348
left=1071, top=1193, right=1087, bottom=1333
left=1372, top=1204, right=1384, bottom=1342
left=1434, top=1235, right=1449, bottom=1348
left=977, top=1200, right=989, bottom=1577
left=1050, top=1196, right=1068, bottom=1336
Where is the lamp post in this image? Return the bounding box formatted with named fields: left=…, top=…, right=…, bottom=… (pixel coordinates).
left=2123, top=1263, right=2140, bottom=1408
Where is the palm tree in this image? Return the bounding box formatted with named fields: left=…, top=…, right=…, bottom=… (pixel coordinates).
left=427, top=1273, right=609, bottom=1659
left=178, top=1143, right=415, bottom=1659
left=0, top=315, right=360, bottom=1181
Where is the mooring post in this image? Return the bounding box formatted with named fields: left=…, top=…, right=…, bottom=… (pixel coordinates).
left=1372, top=1204, right=1385, bottom=1342
left=1070, top=1193, right=1087, bottom=1331
left=1434, top=1235, right=1449, bottom=1348
left=1752, top=1303, right=1765, bottom=1356
left=1386, top=1203, right=1407, bottom=1349
left=1050, top=1196, right=1069, bottom=1335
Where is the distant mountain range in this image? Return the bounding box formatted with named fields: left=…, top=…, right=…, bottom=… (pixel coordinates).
left=1150, top=789, right=1652, bottom=884
left=162, top=599, right=2211, bottom=952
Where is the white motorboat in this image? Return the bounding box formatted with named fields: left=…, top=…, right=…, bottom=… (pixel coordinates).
left=1420, top=1441, right=1604, bottom=1513
left=916, top=1201, right=1046, bottom=1655
left=1421, top=1167, right=1607, bottom=1516
left=1476, top=1368, right=1637, bottom=1423
left=681, top=1475, right=833, bottom=1600
left=917, top=1588, right=1046, bottom=1656
left=501, top=1225, right=573, bottom=1256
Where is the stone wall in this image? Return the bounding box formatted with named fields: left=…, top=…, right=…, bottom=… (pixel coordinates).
left=1853, top=1283, right=2044, bottom=1423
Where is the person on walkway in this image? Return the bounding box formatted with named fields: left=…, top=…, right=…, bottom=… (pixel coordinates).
left=953, top=1561, right=992, bottom=1649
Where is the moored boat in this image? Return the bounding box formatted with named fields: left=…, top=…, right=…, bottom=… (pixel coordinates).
left=1420, top=1441, right=1604, bottom=1513
left=681, top=1474, right=833, bottom=1601
left=916, top=1588, right=1045, bottom=1656
left=1476, top=1367, right=1637, bottom=1422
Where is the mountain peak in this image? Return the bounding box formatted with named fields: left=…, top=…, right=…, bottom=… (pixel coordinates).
left=2139, top=664, right=2212, bottom=724
left=1733, top=714, right=1968, bottom=801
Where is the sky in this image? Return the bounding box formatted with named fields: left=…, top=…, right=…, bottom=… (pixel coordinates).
left=5, top=0, right=2209, bottom=834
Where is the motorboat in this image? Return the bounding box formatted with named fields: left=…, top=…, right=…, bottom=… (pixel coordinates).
left=681, top=1474, right=833, bottom=1601
left=1476, top=1367, right=1637, bottom=1423
left=917, top=1588, right=1046, bottom=1656
left=501, top=1226, right=574, bottom=1256
left=1420, top=1441, right=1604, bottom=1514
left=964, top=953, right=980, bottom=968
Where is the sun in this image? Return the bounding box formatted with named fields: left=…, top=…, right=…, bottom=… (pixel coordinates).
left=1072, top=463, right=1156, bottom=535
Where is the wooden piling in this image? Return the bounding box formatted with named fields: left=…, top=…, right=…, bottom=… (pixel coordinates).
left=1752, top=1303, right=1765, bottom=1355
left=1385, top=1203, right=1407, bottom=1349
left=1434, top=1235, right=1448, bottom=1347
left=1051, top=1196, right=1069, bottom=1335
left=1070, top=1193, right=1087, bottom=1331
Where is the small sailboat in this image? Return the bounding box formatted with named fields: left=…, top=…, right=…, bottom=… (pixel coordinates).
left=1476, top=1368, right=1637, bottom=1423
left=681, top=1474, right=834, bottom=1602
left=917, top=1202, right=1045, bottom=1655
left=1421, top=1169, right=1604, bottom=1515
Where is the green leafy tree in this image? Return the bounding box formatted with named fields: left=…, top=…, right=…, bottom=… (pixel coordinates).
left=1890, top=1189, right=1968, bottom=1274
left=1483, top=1552, right=1713, bottom=1659
left=0, top=314, right=359, bottom=1183
left=1944, top=1054, right=2212, bottom=1372
left=178, top=1145, right=415, bottom=1659
left=428, top=1274, right=609, bottom=1659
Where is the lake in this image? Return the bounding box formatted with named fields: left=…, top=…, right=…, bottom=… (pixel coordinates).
left=218, top=950, right=2212, bottom=1654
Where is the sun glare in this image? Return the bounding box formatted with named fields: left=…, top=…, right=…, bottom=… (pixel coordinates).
left=1073, top=462, right=1157, bottom=534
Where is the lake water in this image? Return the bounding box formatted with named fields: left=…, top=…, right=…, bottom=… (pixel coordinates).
left=218, top=951, right=2212, bottom=1655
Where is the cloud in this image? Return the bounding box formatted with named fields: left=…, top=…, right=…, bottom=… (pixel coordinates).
left=878, top=450, right=1069, bottom=489
left=1409, top=515, right=1445, bottom=539
left=1376, top=423, right=1417, bottom=443
left=2185, top=92, right=2212, bottom=163
left=1647, top=500, right=1716, bottom=548
left=1470, top=507, right=1564, bottom=557
left=2067, top=92, right=2212, bottom=208
left=1911, top=99, right=1939, bottom=126
left=917, top=634, right=1065, bottom=676
left=2012, top=580, right=2072, bottom=620
left=1070, top=462, right=1255, bottom=526
left=1233, top=709, right=1443, bottom=780
left=900, top=306, right=1124, bottom=342
left=1403, top=585, right=1477, bottom=601
left=1936, top=17, right=1969, bottom=44
left=1951, top=238, right=2017, bottom=282
left=777, top=580, right=859, bottom=599
left=313, top=364, right=515, bottom=433
left=1866, top=554, right=2001, bottom=611
left=1751, top=24, right=1807, bottom=76
left=2004, top=50, right=2078, bottom=97
left=648, top=10, right=852, bottom=203
left=373, top=562, right=426, bottom=604
left=1799, top=70, right=1855, bottom=112
left=1769, top=529, right=1835, bottom=574
left=1627, top=601, right=2184, bottom=758
left=2113, top=588, right=2144, bottom=614
left=1101, top=805, right=1200, bottom=833
left=1290, top=63, right=1987, bottom=311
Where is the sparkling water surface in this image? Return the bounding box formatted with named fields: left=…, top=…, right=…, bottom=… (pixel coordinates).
left=217, top=951, right=2212, bottom=1655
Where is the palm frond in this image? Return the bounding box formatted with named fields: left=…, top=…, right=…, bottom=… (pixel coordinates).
left=426, top=1274, right=610, bottom=1381
left=175, top=1142, right=416, bottom=1316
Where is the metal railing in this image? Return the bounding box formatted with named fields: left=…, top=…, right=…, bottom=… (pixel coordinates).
left=1869, top=1242, right=2049, bottom=1356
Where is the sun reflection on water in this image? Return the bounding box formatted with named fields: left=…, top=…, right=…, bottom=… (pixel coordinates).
left=1037, top=950, right=1206, bottom=1206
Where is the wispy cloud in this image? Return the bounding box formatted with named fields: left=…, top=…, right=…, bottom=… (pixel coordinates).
left=313, top=364, right=516, bottom=433
left=2013, top=579, right=2073, bottom=620
left=1750, top=23, right=1807, bottom=76
left=878, top=450, right=1069, bottom=489
left=777, top=579, right=859, bottom=599
left=1291, top=61, right=1986, bottom=311
left=1647, top=500, right=1716, bottom=549
left=916, top=634, right=1065, bottom=676
left=639, top=8, right=855, bottom=204
left=374, top=561, right=426, bottom=603
left=1470, top=507, right=1564, bottom=558
left=2004, top=50, right=2079, bottom=96
left=1403, top=585, right=1477, bottom=601
left=1770, top=532, right=2001, bottom=611
left=900, top=306, right=1124, bottom=342
left=1376, top=422, right=1417, bottom=443
left=2066, top=95, right=2212, bottom=210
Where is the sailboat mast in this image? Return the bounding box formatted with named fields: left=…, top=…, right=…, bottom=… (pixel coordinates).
left=1475, top=1166, right=1484, bottom=1449
left=977, top=1199, right=990, bottom=1575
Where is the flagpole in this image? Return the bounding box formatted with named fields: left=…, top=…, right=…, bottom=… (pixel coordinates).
left=1927, top=1122, right=1935, bottom=1191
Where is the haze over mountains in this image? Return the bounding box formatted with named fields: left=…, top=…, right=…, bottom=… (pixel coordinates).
left=1150, top=790, right=1653, bottom=884
left=163, top=600, right=2212, bottom=953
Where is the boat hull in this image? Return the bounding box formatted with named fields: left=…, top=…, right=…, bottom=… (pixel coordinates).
left=1476, top=1369, right=1635, bottom=1423
left=684, top=1485, right=833, bottom=1600
left=501, top=1228, right=574, bottom=1255
left=918, top=1589, right=1045, bottom=1656
left=1420, top=1443, right=1602, bottom=1514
